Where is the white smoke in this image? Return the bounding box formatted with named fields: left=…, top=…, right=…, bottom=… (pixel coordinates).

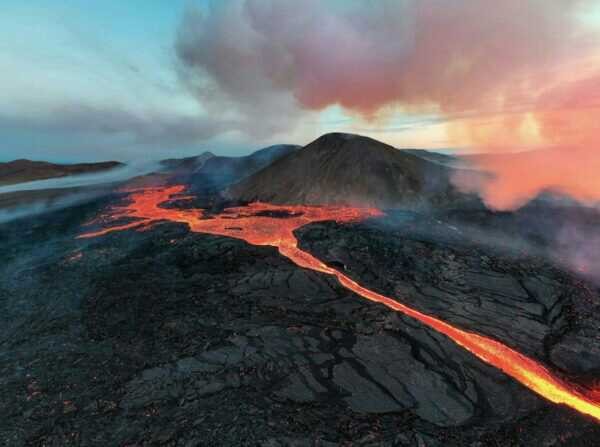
left=0, top=161, right=163, bottom=224
left=0, top=161, right=160, bottom=194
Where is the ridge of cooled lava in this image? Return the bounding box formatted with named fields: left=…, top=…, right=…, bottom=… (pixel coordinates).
left=79, top=185, right=600, bottom=423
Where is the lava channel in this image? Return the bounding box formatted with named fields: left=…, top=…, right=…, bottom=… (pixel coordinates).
left=79, top=185, right=600, bottom=423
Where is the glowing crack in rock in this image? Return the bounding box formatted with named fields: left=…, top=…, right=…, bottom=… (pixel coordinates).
left=79, top=185, right=600, bottom=422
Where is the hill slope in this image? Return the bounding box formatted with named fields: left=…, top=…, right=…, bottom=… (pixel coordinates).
left=0, top=159, right=123, bottom=186
left=190, top=144, right=299, bottom=193
left=228, top=133, right=460, bottom=208
left=160, top=152, right=215, bottom=171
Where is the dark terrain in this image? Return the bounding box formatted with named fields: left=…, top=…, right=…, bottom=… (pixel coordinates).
left=0, top=160, right=123, bottom=186
left=1, top=191, right=600, bottom=446
left=2, top=136, right=600, bottom=445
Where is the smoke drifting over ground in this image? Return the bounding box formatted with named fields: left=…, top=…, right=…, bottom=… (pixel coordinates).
left=0, top=161, right=160, bottom=195
left=555, top=218, right=600, bottom=284
left=177, top=0, right=600, bottom=209
left=0, top=161, right=162, bottom=223
left=0, top=189, right=110, bottom=224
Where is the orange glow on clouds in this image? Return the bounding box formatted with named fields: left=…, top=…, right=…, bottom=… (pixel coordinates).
left=452, top=71, right=600, bottom=209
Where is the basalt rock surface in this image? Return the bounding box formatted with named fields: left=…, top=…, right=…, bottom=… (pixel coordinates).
left=1, top=200, right=600, bottom=446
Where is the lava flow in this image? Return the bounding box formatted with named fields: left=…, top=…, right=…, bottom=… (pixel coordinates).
left=79, top=185, right=600, bottom=422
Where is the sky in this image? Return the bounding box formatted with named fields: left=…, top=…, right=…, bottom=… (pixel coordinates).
left=0, top=0, right=463, bottom=163
left=2, top=1, right=600, bottom=210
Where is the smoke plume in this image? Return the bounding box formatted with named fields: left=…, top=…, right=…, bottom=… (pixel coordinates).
left=0, top=162, right=163, bottom=223
left=177, top=0, right=600, bottom=209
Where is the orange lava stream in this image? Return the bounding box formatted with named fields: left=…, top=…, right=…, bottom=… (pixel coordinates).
left=79, top=185, right=600, bottom=422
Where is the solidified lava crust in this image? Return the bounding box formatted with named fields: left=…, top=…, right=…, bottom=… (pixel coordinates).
left=79, top=185, right=600, bottom=423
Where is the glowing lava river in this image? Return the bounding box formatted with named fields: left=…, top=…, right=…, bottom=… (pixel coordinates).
left=79, top=185, right=600, bottom=423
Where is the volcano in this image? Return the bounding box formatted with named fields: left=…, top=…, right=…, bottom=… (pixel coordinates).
left=227, top=133, right=462, bottom=208
left=5, top=143, right=600, bottom=447
left=4, top=160, right=600, bottom=445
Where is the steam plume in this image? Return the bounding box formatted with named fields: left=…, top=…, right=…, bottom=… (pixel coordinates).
left=0, top=162, right=162, bottom=223
left=177, top=0, right=600, bottom=209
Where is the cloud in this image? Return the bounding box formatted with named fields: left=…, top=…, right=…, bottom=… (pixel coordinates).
left=4, top=0, right=600, bottom=196
left=0, top=5, right=242, bottom=161
left=2, top=103, right=230, bottom=146
left=175, top=1, right=312, bottom=138
left=0, top=103, right=236, bottom=163
left=177, top=0, right=588, bottom=113
left=177, top=0, right=600, bottom=209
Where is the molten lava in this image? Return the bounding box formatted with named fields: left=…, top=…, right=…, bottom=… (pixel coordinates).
left=79, top=185, right=600, bottom=423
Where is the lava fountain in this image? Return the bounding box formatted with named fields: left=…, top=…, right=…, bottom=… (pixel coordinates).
left=79, top=185, right=600, bottom=422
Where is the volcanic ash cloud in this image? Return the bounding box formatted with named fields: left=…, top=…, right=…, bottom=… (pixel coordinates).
left=177, top=0, right=600, bottom=209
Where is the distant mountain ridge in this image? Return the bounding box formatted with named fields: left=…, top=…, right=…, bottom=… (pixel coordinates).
left=160, top=152, right=215, bottom=171
left=190, top=144, right=300, bottom=193
left=403, top=149, right=458, bottom=166
left=227, top=133, right=462, bottom=209
left=0, top=159, right=123, bottom=187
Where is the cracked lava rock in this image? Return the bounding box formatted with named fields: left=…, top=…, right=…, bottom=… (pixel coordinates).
left=2, top=186, right=600, bottom=446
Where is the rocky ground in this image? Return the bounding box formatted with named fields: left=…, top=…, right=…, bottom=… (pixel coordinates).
left=1, top=197, right=600, bottom=446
